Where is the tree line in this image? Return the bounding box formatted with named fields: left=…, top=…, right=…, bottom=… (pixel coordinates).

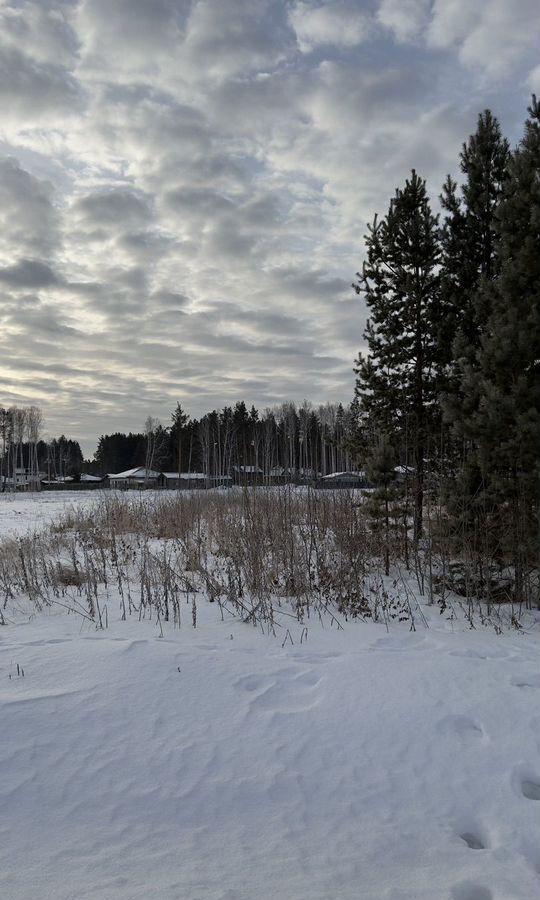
left=0, top=406, right=84, bottom=486
left=353, top=98, right=539, bottom=604
left=95, top=401, right=358, bottom=478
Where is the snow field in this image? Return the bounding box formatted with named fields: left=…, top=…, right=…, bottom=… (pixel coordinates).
left=0, top=490, right=101, bottom=539
left=0, top=492, right=539, bottom=899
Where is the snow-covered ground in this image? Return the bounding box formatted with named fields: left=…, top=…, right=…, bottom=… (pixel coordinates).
left=0, top=493, right=539, bottom=899
left=0, top=489, right=100, bottom=539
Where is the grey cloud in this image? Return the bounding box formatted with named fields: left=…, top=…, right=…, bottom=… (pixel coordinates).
left=269, top=267, right=350, bottom=302
left=206, top=221, right=257, bottom=260
left=0, top=157, right=60, bottom=257
left=182, top=0, right=292, bottom=81
left=164, top=186, right=235, bottom=219
left=289, top=1, right=372, bottom=53
left=6, top=300, right=80, bottom=338
left=116, top=231, right=172, bottom=262
left=0, top=43, right=83, bottom=121
left=376, top=0, right=431, bottom=43
left=0, top=258, right=62, bottom=288
left=78, top=0, right=190, bottom=64
left=151, top=290, right=190, bottom=310
left=1, top=1, right=80, bottom=67
left=74, top=187, right=153, bottom=226
left=426, top=0, right=539, bottom=77
left=0, top=0, right=534, bottom=451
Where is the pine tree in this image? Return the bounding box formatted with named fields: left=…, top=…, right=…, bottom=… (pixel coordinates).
left=170, top=403, right=190, bottom=474
left=365, top=434, right=398, bottom=576
left=440, top=111, right=510, bottom=398
left=463, top=98, right=540, bottom=604
left=353, top=170, right=440, bottom=544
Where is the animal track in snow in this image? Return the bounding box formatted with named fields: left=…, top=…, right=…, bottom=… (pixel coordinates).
left=459, top=831, right=486, bottom=850
left=289, top=651, right=340, bottom=664
left=521, top=778, right=540, bottom=801
left=510, top=673, right=540, bottom=689
left=451, top=882, right=493, bottom=900
left=233, top=668, right=322, bottom=714
left=436, top=714, right=487, bottom=744
left=234, top=673, right=274, bottom=693
left=448, top=649, right=487, bottom=660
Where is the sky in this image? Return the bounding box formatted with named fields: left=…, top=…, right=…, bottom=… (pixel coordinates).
left=0, top=0, right=538, bottom=455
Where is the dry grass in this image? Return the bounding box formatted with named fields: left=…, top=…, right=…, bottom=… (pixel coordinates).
left=0, top=487, right=529, bottom=632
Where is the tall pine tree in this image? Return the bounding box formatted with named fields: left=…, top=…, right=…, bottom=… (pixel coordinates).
left=440, top=111, right=510, bottom=403
left=354, top=170, right=440, bottom=543
left=438, top=111, right=510, bottom=552
left=459, top=98, right=540, bottom=604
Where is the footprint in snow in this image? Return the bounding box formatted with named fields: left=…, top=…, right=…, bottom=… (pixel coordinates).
left=436, top=715, right=487, bottom=745
left=510, top=673, right=540, bottom=689
left=454, top=815, right=490, bottom=851
left=521, top=778, right=540, bottom=801
left=451, top=882, right=492, bottom=900
left=234, top=673, right=273, bottom=693
left=371, top=635, right=427, bottom=652
left=512, top=766, right=540, bottom=801
left=233, top=669, right=321, bottom=714
left=449, top=647, right=509, bottom=660
left=459, top=831, right=486, bottom=850
left=288, top=651, right=341, bottom=665
left=448, top=649, right=487, bottom=660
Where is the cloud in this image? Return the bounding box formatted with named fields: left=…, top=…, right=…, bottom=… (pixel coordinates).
left=181, top=0, right=290, bottom=81
left=0, top=259, right=62, bottom=288
left=427, top=0, right=539, bottom=78
left=0, top=43, right=83, bottom=124
left=0, top=0, right=534, bottom=454
left=1, top=1, right=80, bottom=67
left=376, top=0, right=431, bottom=43
left=76, top=0, right=190, bottom=77
left=528, top=65, right=540, bottom=93
left=289, top=2, right=371, bottom=53
left=74, top=188, right=153, bottom=227
left=0, top=158, right=60, bottom=259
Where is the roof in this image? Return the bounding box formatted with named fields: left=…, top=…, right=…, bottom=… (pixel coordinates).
left=80, top=473, right=104, bottom=482
left=394, top=465, right=415, bottom=475
left=234, top=465, right=263, bottom=474
left=320, top=471, right=366, bottom=480
left=162, top=472, right=207, bottom=480
left=109, top=467, right=161, bottom=479
left=269, top=467, right=318, bottom=476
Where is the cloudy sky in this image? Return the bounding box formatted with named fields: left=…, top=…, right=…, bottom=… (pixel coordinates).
left=0, top=0, right=537, bottom=454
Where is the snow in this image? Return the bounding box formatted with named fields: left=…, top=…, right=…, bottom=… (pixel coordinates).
left=162, top=472, right=209, bottom=480
left=0, top=490, right=99, bottom=539
left=0, top=494, right=539, bottom=899
left=108, top=467, right=161, bottom=479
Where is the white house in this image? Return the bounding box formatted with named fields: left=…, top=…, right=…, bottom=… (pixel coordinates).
left=318, top=471, right=368, bottom=489
left=108, top=467, right=161, bottom=488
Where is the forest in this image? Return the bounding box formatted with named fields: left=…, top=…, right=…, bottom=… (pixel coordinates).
left=352, top=98, right=539, bottom=609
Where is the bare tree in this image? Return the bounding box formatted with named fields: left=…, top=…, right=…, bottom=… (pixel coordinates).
left=27, top=406, right=43, bottom=489
left=144, top=416, right=162, bottom=478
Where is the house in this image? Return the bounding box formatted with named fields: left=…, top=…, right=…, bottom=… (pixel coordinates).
left=233, top=465, right=263, bottom=485
left=267, top=467, right=319, bottom=485
left=208, top=474, right=232, bottom=488
left=162, top=472, right=208, bottom=490
left=2, top=468, right=45, bottom=490
left=80, top=473, right=105, bottom=484
left=267, top=466, right=292, bottom=484
left=394, top=465, right=415, bottom=482
left=40, top=473, right=107, bottom=491
left=108, top=467, right=161, bottom=489
left=317, top=471, right=369, bottom=489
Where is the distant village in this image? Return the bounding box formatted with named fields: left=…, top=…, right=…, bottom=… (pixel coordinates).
left=0, top=400, right=390, bottom=492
